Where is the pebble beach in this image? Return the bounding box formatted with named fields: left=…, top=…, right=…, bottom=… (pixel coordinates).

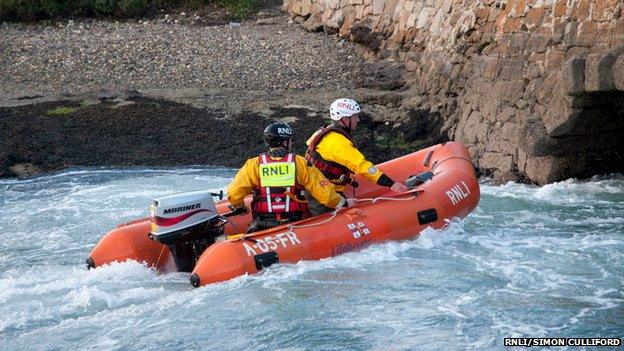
left=0, top=12, right=363, bottom=100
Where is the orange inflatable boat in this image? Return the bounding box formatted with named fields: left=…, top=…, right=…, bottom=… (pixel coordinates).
left=87, top=142, right=480, bottom=287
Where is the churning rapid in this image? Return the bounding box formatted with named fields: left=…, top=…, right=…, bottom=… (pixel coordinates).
left=0, top=168, right=622, bottom=350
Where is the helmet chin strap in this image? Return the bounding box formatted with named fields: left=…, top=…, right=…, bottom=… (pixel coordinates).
left=344, top=116, right=353, bottom=133
left=268, top=139, right=291, bottom=157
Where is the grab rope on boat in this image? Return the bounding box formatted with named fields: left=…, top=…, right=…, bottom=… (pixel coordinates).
left=285, top=189, right=421, bottom=231
left=228, top=188, right=422, bottom=241
left=227, top=155, right=473, bottom=242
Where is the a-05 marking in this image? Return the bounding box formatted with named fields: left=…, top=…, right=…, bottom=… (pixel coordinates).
left=242, top=232, right=301, bottom=256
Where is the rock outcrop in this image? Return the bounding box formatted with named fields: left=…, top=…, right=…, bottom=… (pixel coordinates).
left=284, top=0, right=624, bottom=184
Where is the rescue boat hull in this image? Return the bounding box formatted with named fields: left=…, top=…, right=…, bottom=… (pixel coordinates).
left=87, top=142, right=480, bottom=287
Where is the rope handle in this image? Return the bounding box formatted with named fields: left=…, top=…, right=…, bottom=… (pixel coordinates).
left=227, top=189, right=422, bottom=241
left=227, top=155, right=474, bottom=241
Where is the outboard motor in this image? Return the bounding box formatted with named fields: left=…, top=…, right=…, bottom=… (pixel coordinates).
left=149, top=190, right=225, bottom=272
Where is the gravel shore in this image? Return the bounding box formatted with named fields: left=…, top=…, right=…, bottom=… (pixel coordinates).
left=0, top=12, right=363, bottom=99
left=0, top=10, right=434, bottom=179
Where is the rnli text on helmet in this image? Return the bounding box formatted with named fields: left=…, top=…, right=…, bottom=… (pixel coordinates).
left=337, top=101, right=355, bottom=111
left=278, top=127, right=292, bottom=135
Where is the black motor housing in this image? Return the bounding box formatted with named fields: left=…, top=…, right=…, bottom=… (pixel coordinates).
left=149, top=216, right=224, bottom=272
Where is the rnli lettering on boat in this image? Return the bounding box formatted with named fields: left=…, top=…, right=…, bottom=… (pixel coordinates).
left=446, top=181, right=471, bottom=206
left=243, top=232, right=301, bottom=256
left=163, top=203, right=201, bottom=214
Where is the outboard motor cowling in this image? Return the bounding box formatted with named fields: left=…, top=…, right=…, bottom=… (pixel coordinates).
left=149, top=190, right=224, bottom=272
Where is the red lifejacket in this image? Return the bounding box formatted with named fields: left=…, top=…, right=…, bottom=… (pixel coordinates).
left=252, top=153, right=307, bottom=219
left=305, top=125, right=354, bottom=185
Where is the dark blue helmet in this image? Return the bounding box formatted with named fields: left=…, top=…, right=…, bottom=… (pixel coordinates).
left=263, top=122, right=293, bottom=147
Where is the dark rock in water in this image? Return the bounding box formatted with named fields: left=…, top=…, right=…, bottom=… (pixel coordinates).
left=0, top=98, right=273, bottom=177
left=0, top=91, right=449, bottom=178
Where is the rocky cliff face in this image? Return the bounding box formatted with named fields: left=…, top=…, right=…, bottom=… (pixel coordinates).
left=284, top=0, right=624, bottom=184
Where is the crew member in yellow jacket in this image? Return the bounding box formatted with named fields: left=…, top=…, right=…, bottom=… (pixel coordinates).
left=305, top=98, right=409, bottom=215
left=228, top=122, right=357, bottom=233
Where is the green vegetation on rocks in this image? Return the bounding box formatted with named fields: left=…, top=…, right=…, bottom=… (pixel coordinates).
left=215, top=0, right=257, bottom=19
left=0, top=0, right=259, bottom=21
left=376, top=134, right=412, bottom=152
left=46, top=106, right=77, bottom=115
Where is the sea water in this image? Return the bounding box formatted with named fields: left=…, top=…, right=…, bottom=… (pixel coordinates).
left=0, top=168, right=622, bottom=350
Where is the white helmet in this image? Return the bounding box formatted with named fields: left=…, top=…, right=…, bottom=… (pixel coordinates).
left=330, top=98, right=361, bottom=121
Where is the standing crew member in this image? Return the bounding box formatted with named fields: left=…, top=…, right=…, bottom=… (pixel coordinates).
left=305, top=98, right=409, bottom=215
left=227, top=122, right=356, bottom=233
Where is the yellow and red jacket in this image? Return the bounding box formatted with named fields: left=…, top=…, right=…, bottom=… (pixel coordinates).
left=306, top=125, right=393, bottom=192
left=227, top=152, right=343, bottom=218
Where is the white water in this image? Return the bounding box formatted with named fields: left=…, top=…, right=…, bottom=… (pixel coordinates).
left=0, top=168, right=622, bottom=350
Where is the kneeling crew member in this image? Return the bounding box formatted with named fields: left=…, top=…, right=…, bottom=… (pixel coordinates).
left=227, top=122, right=356, bottom=233
left=305, top=98, right=409, bottom=215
